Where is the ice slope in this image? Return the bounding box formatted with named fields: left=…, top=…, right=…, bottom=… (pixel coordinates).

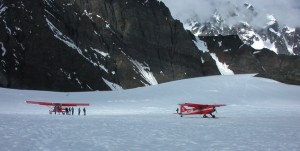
left=0, top=74, right=300, bottom=151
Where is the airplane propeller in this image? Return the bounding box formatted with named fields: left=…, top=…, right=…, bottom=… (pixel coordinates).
left=213, top=107, right=217, bottom=113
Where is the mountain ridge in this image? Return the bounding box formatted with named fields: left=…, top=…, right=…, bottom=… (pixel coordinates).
left=0, top=0, right=218, bottom=91
left=1, top=0, right=300, bottom=91
left=181, top=1, right=300, bottom=55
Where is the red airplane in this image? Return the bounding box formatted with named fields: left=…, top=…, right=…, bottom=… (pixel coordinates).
left=178, top=103, right=226, bottom=118
left=25, top=100, right=89, bottom=114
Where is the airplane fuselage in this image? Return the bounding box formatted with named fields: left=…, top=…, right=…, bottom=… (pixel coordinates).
left=178, top=103, right=225, bottom=118
left=180, top=107, right=215, bottom=116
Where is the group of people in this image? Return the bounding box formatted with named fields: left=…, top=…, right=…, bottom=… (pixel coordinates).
left=77, top=107, right=86, bottom=116
left=53, top=106, right=87, bottom=116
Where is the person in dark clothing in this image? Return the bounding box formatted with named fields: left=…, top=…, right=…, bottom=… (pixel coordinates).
left=176, top=108, right=179, bottom=114
left=71, top=107, right=74, bottom=115
left=54, top=106, right=57, bottom=115
left=83, top=108, right=86, bottom=116
left=65, top=107, right=69, bottom=115
left=78, top=107, right=81, bottom=115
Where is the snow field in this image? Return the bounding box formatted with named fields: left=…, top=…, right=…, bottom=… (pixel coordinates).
left=0, top=74, right=300, bottom=151
left=1, top=113, right=300, bottom=151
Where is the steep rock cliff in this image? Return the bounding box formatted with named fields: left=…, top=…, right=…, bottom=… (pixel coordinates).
left=0, top=0, right=215, bottom=91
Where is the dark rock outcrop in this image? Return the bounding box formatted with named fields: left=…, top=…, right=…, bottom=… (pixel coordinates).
left=0, top=0, right=214, bottom=91
left=199, top=35, right=300, bottom=85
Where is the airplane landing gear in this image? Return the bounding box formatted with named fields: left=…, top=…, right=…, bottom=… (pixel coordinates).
left=203, top=114, right=216, bottom=118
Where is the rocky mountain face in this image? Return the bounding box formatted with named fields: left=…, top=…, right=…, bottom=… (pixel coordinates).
left=197, top=35, right=300, bottom=85
left=0, top=0, right=219, bottom=91
left=179, top=1, right=300, bottom=85
left=184, top=2, right=300, bottom=55
left=1, top=0, right=300, bottom=92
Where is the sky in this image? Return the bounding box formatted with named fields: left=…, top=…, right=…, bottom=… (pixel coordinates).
left=160, top=0, right=300, bottom=28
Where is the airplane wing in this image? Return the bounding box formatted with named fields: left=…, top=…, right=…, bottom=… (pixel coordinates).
left=179, top=103, right=207, bottom=107
left=210, top=104, right=226, bottom=107
left=179, top=103, right=225, bottom=108
left=25, top=101, right=89, bottom=106
left=60, top=103, right=89, bottom=106
left=26, top=101, right=54, bottom=106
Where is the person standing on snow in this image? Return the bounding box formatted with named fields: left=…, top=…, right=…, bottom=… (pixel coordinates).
left=65, top=107, right=69, bottom=115
left=78, top=107, right=81, bottom=115
left=54, top=105, right=57, bottom=115
left=71, top=107, right=74, bottom=115
left=83, top=108, right=86, bottom=116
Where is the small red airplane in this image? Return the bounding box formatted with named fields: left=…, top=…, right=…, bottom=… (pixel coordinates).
left=25, top=100, right=90, bottom=114
left=178, top=103, right=226, bottom=118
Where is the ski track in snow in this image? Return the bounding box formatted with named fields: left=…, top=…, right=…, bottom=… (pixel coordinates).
left=0, top=74, right=300, bottom=151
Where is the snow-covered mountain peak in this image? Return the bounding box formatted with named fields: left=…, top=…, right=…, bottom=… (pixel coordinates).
left=212, top=11, right=222, bottom=24
left=283, top=26, right=295, bottom=33
left=162, top=0, right=300, bottom=55
left=266, top=14, right=277, bottom=26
